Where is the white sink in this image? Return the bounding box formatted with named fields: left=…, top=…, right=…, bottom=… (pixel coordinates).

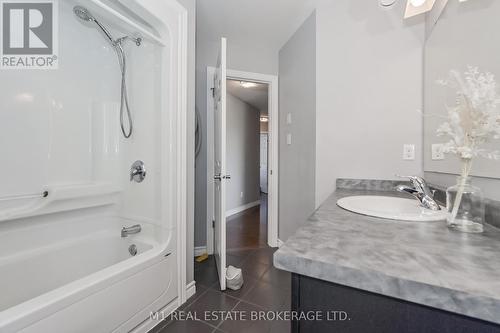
left=337, top=196, right=447, bottom=222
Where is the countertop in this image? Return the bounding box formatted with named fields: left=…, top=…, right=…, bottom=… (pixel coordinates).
left=274, top=189, right=500, bottom=324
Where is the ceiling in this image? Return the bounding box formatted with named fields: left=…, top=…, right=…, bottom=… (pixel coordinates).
left=227, top=80, right=269, bottom=115
left=196, top=0, right=319, bottom=51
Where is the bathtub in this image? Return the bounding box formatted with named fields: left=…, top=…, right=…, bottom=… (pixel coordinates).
left=0, top=215, right=177, bottom=333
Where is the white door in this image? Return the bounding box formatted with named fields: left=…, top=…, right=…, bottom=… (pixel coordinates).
left=260, top=134, right=268, bottom=193
left=213, top=37, right=227, bottom=291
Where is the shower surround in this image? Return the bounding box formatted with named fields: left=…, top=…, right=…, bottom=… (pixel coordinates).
left=0, top=0, right=188, bottom=332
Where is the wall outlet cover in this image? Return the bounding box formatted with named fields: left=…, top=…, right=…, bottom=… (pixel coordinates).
left=432, top=144, right=445, bottom=160
left=287, top=133, right=292, bottom=145
left=403, top=144, right=416, bottom=160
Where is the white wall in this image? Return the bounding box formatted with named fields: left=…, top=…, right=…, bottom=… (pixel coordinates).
left=278, top=12, right=317, bottom=242
left=315, top=0, right=426, bottom=207
left=226, top=94, right=261, bottom=212
left=426, top=0, right=449, bottom=36
left=177, top=0, right=196, bottom=287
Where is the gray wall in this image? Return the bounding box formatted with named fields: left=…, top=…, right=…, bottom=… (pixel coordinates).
left=315, top=0, right=425, bottom=207
left=278, top=12, right=316, bottom=242
left=194, top=3, right=279, bottom=248
left=226, top=94, right=261, bottom=212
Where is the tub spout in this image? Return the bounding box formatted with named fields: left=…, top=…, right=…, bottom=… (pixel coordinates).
left=121, top=224, right=141, bottom=238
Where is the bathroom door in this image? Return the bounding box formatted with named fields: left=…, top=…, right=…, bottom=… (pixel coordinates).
left=213, top=37, right=227, bottom=291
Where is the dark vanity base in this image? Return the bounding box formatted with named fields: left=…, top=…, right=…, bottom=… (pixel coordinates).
left=291, top=274, right=500, bottom=333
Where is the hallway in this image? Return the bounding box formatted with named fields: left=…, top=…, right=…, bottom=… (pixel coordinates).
left=226, top=194, right=268, bottom=251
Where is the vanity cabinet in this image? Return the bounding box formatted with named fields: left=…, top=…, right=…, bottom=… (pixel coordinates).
left=291, top=274, right=500, bottom=333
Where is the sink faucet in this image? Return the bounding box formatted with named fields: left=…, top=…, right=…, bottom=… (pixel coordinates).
left=396, top=175, right=441, bottom=211
left=121, top=224, right=141, bottom=238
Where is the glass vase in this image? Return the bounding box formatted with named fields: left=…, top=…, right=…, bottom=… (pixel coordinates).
left=446, top=176, right=484, bottom=233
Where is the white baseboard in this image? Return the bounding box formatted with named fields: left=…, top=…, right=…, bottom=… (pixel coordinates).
left=277, top=239, right=284, bottom=248
left=186, top=281, right=196, bottom=299
left=194, top=246, right=207, bottom=257
left=226, top=200, right=260, bottom=217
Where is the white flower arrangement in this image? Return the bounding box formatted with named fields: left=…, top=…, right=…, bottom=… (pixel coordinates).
left=437, top=66, right=500, bottom=223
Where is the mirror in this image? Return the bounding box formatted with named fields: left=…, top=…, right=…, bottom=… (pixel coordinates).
left=423, top=0, right=500, bottom=200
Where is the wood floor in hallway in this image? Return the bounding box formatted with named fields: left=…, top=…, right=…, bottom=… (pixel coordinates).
left=226, top=194, right=268, bottom=251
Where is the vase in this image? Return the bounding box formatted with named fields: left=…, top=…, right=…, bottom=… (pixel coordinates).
left=446, top=176, right=485, bottom=233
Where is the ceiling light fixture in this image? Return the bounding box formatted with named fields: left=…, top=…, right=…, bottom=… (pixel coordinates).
left=260, top=117, right=269, bottom=123
left=240, top=81, right=258, bottom=88
left=410, top=0, right=426, bottom=7
left=404, top=0, right=436, bottom=18
left=379, top=0, right=397, bottom=8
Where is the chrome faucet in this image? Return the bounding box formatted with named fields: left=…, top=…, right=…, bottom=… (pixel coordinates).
left=396, top=175, right=441, bottom=211
left=130, top=160, right=146, bottom=183
left=121, top=224, right=141, bottom=238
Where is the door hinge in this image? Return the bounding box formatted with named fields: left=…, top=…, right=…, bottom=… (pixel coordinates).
left=211, top=87, right=215, bottom=97
left=270, top=170, right=273, bottom=175
left=212, top=220, right=215, bottom=228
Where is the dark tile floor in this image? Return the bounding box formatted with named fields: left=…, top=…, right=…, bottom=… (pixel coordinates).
left=151, top=247, right=291, bottom=333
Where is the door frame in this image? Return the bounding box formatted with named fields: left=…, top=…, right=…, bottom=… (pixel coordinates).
left=206, top=67, right=279, bottom=253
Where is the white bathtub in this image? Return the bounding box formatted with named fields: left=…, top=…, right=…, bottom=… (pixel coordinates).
left=0, top=216, right=177, bottom=333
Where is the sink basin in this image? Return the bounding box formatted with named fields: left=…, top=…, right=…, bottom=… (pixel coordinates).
left=337, top=196, right=447, bottom=222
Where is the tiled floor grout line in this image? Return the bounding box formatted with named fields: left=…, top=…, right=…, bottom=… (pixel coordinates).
left=213, top=299, right=243, bottom=332
left=182, top=248, right=285, bottom=333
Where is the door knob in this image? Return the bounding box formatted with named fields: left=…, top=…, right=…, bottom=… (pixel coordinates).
left=214, top=174, right=231, bottom=181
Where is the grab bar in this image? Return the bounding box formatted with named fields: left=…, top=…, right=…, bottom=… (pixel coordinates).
left=0, top=191, right=49, bottom=202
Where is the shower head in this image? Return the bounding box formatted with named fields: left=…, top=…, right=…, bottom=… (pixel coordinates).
left=73, top=6, right=115, bottom=43
left=73, top=6, right=94, bottom=22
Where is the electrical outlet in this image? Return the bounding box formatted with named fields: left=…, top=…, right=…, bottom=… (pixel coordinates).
left=403, top=144, right=415, bottom=160
left=432, top=144, right=445, bottom=160
left=287, top=133, right=292, bottom=145
left=287, top=113, right=292, bottom=124
left=240, top=192, right=243, bottom=198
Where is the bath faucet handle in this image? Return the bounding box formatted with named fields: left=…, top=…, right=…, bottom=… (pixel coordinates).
left=130, top=160, right=146, bottom=183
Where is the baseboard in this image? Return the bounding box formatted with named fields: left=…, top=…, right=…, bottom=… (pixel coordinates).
left=277, top=239, right=284, bottom=248
left=226, top=200, right=260, bottom=217
left=194, top=246, right=207, bottom=257
left=186, top=281, right=196, bottom=299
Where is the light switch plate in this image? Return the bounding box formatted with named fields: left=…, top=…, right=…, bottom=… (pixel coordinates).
left=432, top=144, right=445, bottom=160
left=403, top=144, right=415, bottom=160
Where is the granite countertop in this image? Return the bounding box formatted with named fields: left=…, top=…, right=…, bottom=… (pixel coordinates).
left=274, top=189, right=500, bottom=324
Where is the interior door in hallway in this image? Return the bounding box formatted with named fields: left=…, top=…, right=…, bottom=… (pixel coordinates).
left=213, top=37, right=228, bottom=291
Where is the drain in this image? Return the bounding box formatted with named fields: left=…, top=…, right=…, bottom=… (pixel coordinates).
left=129, top=244, right=138, bottom=256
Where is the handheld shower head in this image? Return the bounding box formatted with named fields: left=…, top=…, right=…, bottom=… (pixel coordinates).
left=73, top=6, right=114, bottom=43
left=73, top=5, right=140, bottom=139
left=73, top=6, right=94, bottom=22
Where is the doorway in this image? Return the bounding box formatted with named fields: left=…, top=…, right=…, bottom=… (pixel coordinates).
left=206, top=68, right=279, bottom=255
left=224, top=79, right=269, bottom=250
